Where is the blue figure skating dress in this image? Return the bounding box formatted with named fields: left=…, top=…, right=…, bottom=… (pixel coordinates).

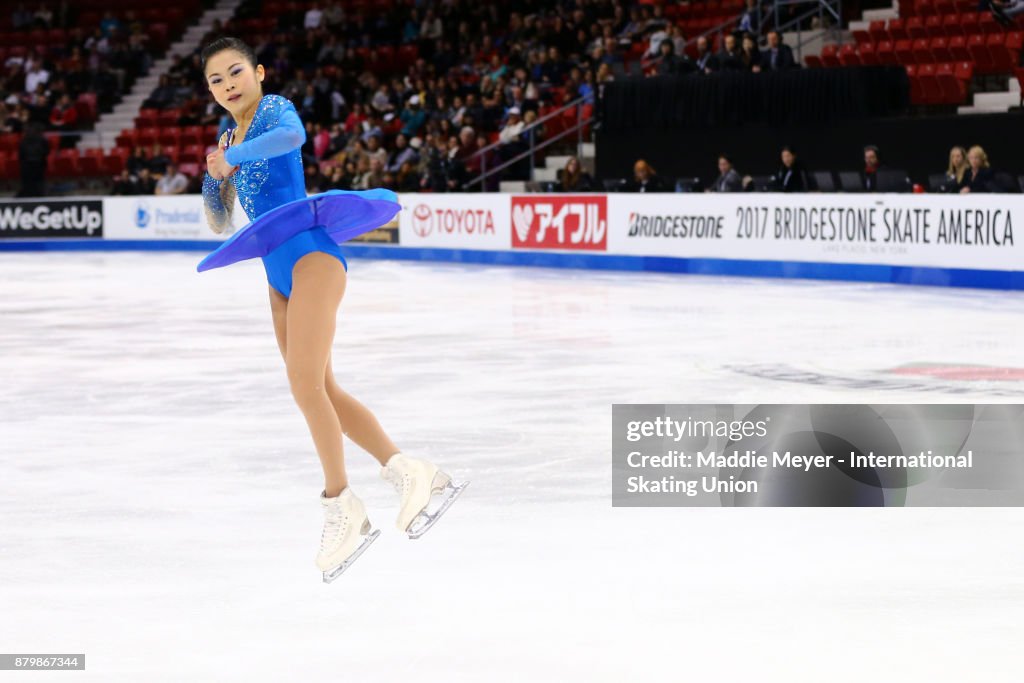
left=197, top=94, right=400, bottom=298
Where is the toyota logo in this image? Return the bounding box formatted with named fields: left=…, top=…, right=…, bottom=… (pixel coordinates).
left=412, top=204, right=432, bottom=237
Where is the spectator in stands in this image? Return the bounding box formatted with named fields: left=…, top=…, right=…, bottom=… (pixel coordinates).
left=709, top=154, right=743, bottom=192
left=11, top=3, right=33, bottom=30
left=695, top=37, right=718, bottom=73
left=862, top=145, right=882, bottom=191
left=112, top=169, right=137, bottom=195
left=985, top=0, right=1024, bottom=27
left=364, top=134, right=388, bottom=167
left=304, top=161, right=329, bottom=193
left=24, top=59, right=49, bottom=95
left=143, top=75, right=177, bottom=109
left=400, top=95, right=426, bottom=137
left=653, top=39, right=690, bottom=76
left=386, top=134, right=419, bottom=173
left=557, top=156, right=595, bottom=192
left=16, top=121, right=48, bottom=197
left=717, top=34, right=744, bottom=71
left=148, top=143, right=170, bottom=175
left=960, top=145, right=996, bottom=193
left=945, top=145, right=969, bottom=191
left=773, top=146, right=809, bottom=192
left=625, top=159, right=669, bottom=192
left=740, top=34, right=761, bottom=72
left=304, top=2, right=324, bottom=30
left=48, top=94, right=79, bottom=146
left=738, top=0, right=761, bottom=34
left=135, top=167, right=156, bottom=195
left=155, top=163, right=188, bottom=195
left=760, top=31, right=796, bottom=71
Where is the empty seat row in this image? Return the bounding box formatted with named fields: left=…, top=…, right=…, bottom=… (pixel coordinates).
left=906, top=62, right=975, bottom=104
left=816, top=33, right=1022, bottom=74
left=854, top=13, right=1019, bottom=43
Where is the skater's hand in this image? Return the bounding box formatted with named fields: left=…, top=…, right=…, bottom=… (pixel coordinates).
left=207, top=142, right=237, bottom=181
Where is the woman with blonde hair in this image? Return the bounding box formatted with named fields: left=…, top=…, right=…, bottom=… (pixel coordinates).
left=960, top=145, right=995, bottom=193
left=945, top=145, right=968, bottom=190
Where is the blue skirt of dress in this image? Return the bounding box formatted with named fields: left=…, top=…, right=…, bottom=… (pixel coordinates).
left=197, top=189, right=401, bottom=273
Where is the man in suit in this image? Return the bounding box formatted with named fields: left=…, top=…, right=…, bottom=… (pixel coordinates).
left=694, top=36, right=718, bottom=73
left=760, top=30, right=796, bottom=71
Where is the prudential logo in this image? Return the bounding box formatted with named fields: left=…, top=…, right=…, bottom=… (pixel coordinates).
left=134, top=200, right=151, bottom=229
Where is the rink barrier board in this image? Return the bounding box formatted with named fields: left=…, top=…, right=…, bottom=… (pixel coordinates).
left=2, top=192, right=1022, bottom=290
left=2, top=238, right=1022, bottom=291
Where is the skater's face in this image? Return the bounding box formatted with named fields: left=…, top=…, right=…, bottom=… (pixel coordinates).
left=205, top=49, right=265, bottom=118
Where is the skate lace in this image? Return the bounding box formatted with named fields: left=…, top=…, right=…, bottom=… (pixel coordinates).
left=382, top=466, right=409, bottom=496
left=321, top=508, right=348, bottom=552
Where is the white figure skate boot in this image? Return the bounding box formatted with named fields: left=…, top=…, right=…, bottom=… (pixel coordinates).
left=316, top=488, right=380, bottom=583
left=380, top=453, right=468, bottom=539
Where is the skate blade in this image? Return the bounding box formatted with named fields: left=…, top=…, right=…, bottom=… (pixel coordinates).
left=321, top=528, right=381, bottom=583
left=406, top=479, right=469, bottom=539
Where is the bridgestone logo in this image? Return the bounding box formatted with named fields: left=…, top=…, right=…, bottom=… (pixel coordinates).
left=0, top=201, right=104, bottom=238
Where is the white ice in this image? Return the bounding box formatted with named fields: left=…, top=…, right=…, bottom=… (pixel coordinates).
left=1, top=251, right=1022, bottom=682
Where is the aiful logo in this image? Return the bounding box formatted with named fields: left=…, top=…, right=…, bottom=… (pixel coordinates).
left=510, top=196, right=607, bottom=251
left=410, top=203, right=496, bottom=239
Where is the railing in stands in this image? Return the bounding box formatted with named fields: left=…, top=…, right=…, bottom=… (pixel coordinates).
left=461, top=95, right=595, bottom=191
left=680, top=0, right=842, bottom=64
left=771, top=0, right=843, bottom=62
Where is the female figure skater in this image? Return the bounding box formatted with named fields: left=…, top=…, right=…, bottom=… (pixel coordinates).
left=198, top=37, right=466, bottom=582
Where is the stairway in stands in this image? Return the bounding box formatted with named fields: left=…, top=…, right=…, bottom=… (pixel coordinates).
left=83, top=0, right=245, bottom=153
left=810, top=0, right=1023, bottom=113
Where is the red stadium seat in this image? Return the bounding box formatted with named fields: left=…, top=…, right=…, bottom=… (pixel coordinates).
left=79, top=150, right=103, bottom=176
left=158, top=128, right=181, bottom=149
left=930, top=36, right=952, bottom=62
left=986, top=33, right=1013, bottom=73
left=858, top=42, right=880, bottom=65
left=948, top=35, right=970, bottom=61
left=924, top=15, right=944, bottom=38
left=838, top=43, right=861, bottom=66
left=181, top=125, right=204, bottom=146
left=906, top=64, right=925, bottom=104
left=959, top=12, right=980, bottom=34
left=968, top=33, right=994, bottom=73
left=912, top=38, right=932, bottom=64
left=820, top=43, right=840, bottom=67
left=876, top=40, right=897, bottom=64
left=180, top=144, right=205, bottom=164
left=895, top=39, right=915, bottom=63
left=852, top=27, right=871, bottom=43
left=869, top=20, right=888, bottom=43
left=942, top=13, right=964, bottom=37
left=906, top=17, right=927, bottom=39
left=135, top=108, right=159, bottom=128
left=888, top=18, right=908, bottom=41
left=137, top=127, right=160, bottom=147
left=804, top=54, right=823, bottom=68
left=937, top=62, right=965, bottom=102
left=934, top=0, right=956, bottom=15
left=917, top=63, right=942, bottom=104
left=978, top=12, right=1000, bottom=34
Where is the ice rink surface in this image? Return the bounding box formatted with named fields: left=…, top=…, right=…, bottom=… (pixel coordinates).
left=1, top=250, right=1022, bottom=682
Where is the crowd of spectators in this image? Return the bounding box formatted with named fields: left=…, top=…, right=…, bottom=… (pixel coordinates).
left=1, top=3, right=156, bottom=141
left=142, top=0, right=811, bottom=194
left=607, top=143, right=1018, bottom=194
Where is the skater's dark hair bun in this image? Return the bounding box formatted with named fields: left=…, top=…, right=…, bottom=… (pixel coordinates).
left=201, top=36, right=258, bottom=74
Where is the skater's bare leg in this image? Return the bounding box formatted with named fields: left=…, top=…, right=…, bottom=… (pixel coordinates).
left=284, top=252, right=347, bottom=497
left=324, top=356, right=400, bottom=466
left=271, top=285, right=400, bottom=467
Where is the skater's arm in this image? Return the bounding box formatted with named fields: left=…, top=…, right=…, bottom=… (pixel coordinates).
left=202, top=172, right=232, bottom=234
left=224, top=106, right=306, bottom=165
